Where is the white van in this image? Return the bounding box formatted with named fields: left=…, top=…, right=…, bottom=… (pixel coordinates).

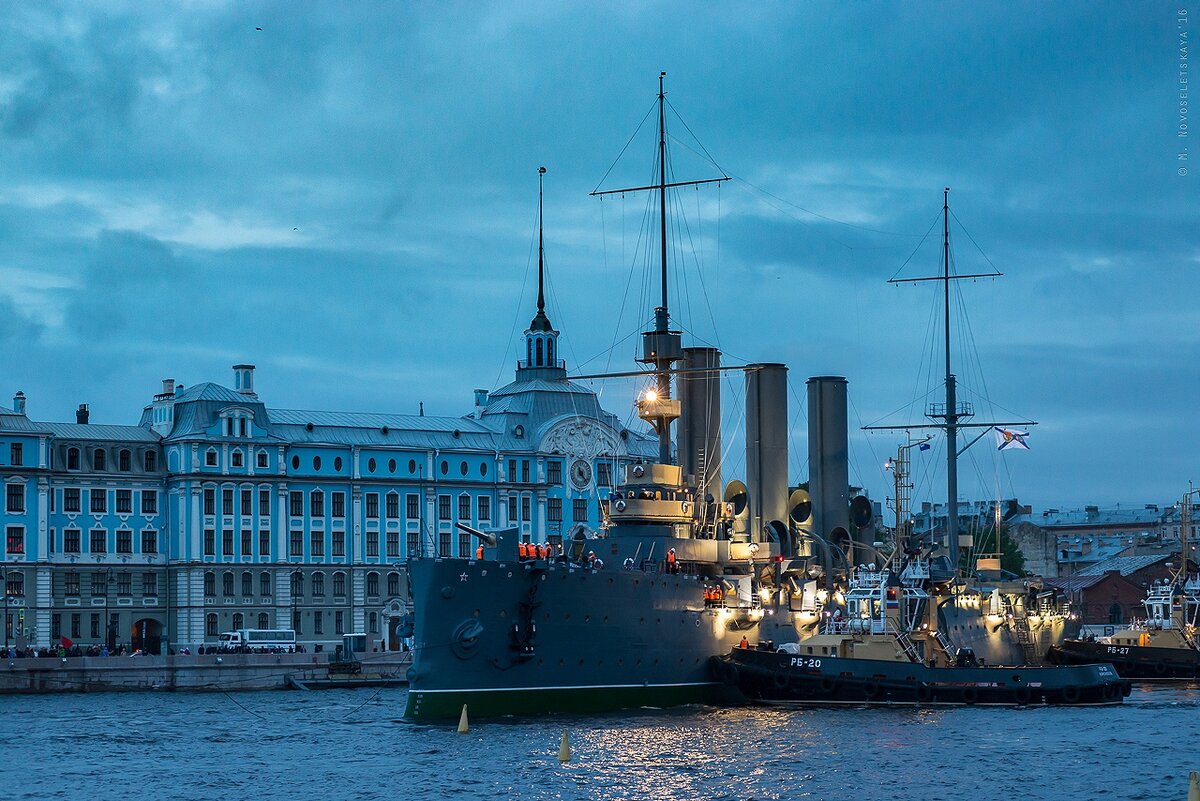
left=217, top=629, right=297, bottom=652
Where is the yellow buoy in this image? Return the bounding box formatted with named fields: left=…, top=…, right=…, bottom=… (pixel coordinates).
left=558, top=728, right=571, bottom=763
left=1188, top=770, right=1199, bottom=801
left=457, top=704, right=469, bottom=734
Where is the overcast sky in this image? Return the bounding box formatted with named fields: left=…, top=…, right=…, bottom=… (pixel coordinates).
left=0, top=2, right=1195, bottom=512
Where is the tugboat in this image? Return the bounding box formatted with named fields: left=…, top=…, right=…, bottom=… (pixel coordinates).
left=1047, top=488, right=1200, bottom=679
left=714, top=563, right=1130, bottom=706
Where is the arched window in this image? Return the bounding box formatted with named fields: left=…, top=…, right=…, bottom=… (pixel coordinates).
left=5, top=571, right=23, bottom=597
left=547, top=339, right=554, bottom=365
left=258, top=612, right=270, bottom=629
left=535, top=338, right=544, bottom=366
left=118, top=450, right=131, bottom=471
left=204, top=571, right=216, bottom=596
left=387, top=571, right=400, bottom=597
left=333, top=571, right=346, bottom=597
left=205, top=613, right=218, bottom=637
left=312, top=571, right=325, bottom=596
left=291, top=571, right=304, bottom=598
left=241, top=571, right=253, bottom=597
left=93, top=449, right=106, bottom=471
left=67, top=447, right=80, bottom=470
left=222, top=572, right=234, bottom=597
left=232, top=612, right=244, bottom=631
left=1108, top=603, right=1124, bottom=625
left=526, top=339, right=532, bottom=365
left=260, top=572, right=272, bottom=597
left=366, top=571, right=379, bottom=597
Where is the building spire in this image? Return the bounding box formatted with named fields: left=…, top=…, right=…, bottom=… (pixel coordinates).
left=537, top=166, right=546, bottom=315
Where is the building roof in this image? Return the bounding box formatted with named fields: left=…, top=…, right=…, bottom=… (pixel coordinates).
left=1012, top=507, right=1163, bottom=529
left=1076, top=553, right=1171, bottom=577
left=1043, top=574, right=1122, bottom=592
left=172, top=382, right=253, bottom=404
left=0, top=412, right=159, bottom=442
left=268, top=408, right=490, bottom=434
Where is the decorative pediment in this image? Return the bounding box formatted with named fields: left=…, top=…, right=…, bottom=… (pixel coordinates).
left=538, top=417, right=626, bottom=460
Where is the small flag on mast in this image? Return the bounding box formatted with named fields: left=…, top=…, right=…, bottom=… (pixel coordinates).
left=994, top=427, right=1030, bottom=451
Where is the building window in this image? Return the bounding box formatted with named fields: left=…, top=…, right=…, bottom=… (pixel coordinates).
left=310, top=491, right=324, bottom=517
left=508, top=495, right=517, bottom=522
left=458, top=494, right=471, bottom=520
left=116, top=529, right=132, bottom=554
left=204, top=529, right=215, bottom=556
left=241, top=530, right=252, bottom=556
left=204, top=488, right=215, bottom=516
left=119, top=450, right=131, bottom=471
left=406, top=530, right=418, bottom=557
left=222, top=530, right=233, bottom=556
left=232, top=612, right=244, bottom=631
left=116, top=572, right=131, bottom=596
left=141, top=491, right=157, bottom=515
left=366, top=493, right=379, bottom=519
left=335, top=610, right=345, bottom=635
left=64, top=488, right=81, bottom=513
left=241, top=489, right=252, bottom=514
left=258, top=612, right=270, bottom=629
left=222, top=572, right=234, bottom=596
left=141, top=530, right=157, bottom=554
left=222, top=488, right=234, bottom=515
left=290, top=530, right=302, bottom=557
left=6, top=484, right=24, bottom=513
left=90, top=489, right=107, bottom=514
left=547, top=461, right=562, bottom=485
left=2, top=526, right=24, bottom=555
left=369, top=612, right=378, bottom=633
left=478, top=496, right=490, bottom=523
left=332, top=492, right=345, bottom=518
left=93, top=450, right=106, bottom=471
left=231, top=450, right=243, bottom=468
left=241, top=571, right=253, bottom=597
left=310, top=531, right=324, bottom=558
left=259, top=530, right=270, bottom=556
left=52, top=613, right=61, bottom=641
left=404, top=494, right=417, bottom=519
left=458, top=530, right=470, bottom=556
left=91, top=572, right=107, bottom=596
left=366, top=572, right=379, bottom=597
left=366, top=532, right=379, bottom=557
left=89, top=613, right=98, bottom=639
left=291, top=571, right=303, bottom=598
left=5, top=571, right=23, bottom=597
left=292, top=609, right=302, bottom=634
left=206, top=614, right=218, bottom=637
left=333, top=571, right=346, bottom=596
left=387, top=531, right=400, bottom=558
left=314, top=611, right=323, bottom=635
left=205, top=449, right=217, bottom=467
left=144, top=451, right=157, bottom=472
left=572, top=498, right=588, bottom=523
left=507, top=459, right=516, bottom=482
left=386, top=491, right=401, bottom=519
left=67, top=448, right=80, bottom=470
left=332, top=531, right=345, bottom=557
left=438, top=496, right=451, bottom=520
left=597, top=463, right=612, bottom=487
left=548, top=498, right=562, bottom=523
left=259, top=489, right=271, bottom=517
left=9, top=443, right=22, bottom=466
left=116, top=489, right=132, bottom=514
left=142, top=572, right=157, bottom=597
left=289, top=492, right=303, bottom=517
left=521, top=496, right=531, bottom=522
left=65, top=571, right=80, bottom=596
left=204, top=571, right=216, bottom=596
left=90, top=529, right=107, bottom=554
left=64, top=529, right=81, bottom=554
left=387, top=572, right=400, bottom=596
left=439, top=531, right=451, bottom=556
left=257, top=451, right=268, bottom=469
left=260, top=572, right=271, bottom=596
left=521, top=460, right=530, bottom=482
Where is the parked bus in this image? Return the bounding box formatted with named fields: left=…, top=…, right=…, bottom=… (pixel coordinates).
left=217, top=629, right=297, bottom=653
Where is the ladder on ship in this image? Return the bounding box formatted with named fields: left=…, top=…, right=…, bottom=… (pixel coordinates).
left=932, top=629, right=956, bottom=658
left=895, top=631, right=922, bottom=663
left=1008, top=612, right=1041, bottom=665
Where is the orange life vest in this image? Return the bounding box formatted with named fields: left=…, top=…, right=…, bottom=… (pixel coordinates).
left=476, top=545, right=484, bottom=560
left=519, top=542, right=528, bottom=559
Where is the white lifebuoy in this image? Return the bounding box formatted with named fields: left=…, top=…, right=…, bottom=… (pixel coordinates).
left=614, top=500, right=627, bottom=512
left=632, top=465, right=645, bottom=478
left=681, top=502, right=690, bottom=514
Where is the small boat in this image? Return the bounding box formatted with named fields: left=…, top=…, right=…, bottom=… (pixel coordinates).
left=713, top=645, right=1128, bottom=706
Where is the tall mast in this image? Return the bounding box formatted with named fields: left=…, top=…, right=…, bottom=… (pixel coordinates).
left=942, top=187, right=961, bottom=572
left=589, top=73, right=729, bottom=465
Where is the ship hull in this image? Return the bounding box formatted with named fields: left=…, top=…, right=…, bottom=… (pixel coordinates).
left=1046, top=640, right=1200, bottom=679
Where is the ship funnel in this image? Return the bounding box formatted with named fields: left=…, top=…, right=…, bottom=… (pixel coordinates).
left=723, top=479, right=749, bottom=540
left=807, top=376, right=850, bottom=566
left=745, top=364, right=788, bottom=545
left=678, top=347, right=723, bottom=501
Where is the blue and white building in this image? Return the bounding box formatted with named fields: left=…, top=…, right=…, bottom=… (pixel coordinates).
left=0, top=289, right=656, bottom=652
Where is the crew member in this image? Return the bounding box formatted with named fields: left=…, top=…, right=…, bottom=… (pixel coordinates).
left=739, top=635, right=750, bottom=649
left=476, top=544, right=484, bottom=560
left=665, top=548, right=678, bottom=574
left=519, top=541, right=528, bottom=560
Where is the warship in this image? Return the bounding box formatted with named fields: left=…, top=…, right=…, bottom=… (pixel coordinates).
left=403, top=75, right=1075, bottom=720
left=1047, top=487, right=1200, bottom=679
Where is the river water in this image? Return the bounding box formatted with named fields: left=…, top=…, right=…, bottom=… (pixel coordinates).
left=3, top=684, right=1197, bottom=801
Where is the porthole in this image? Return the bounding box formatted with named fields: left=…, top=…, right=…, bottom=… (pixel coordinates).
left=367, top=458, right=377, bottom=473
left=313, top=456, right=321, bottom=470
left=460, top=461, right=468, bottom=476
left=334, top=457, right=343, bottom=471
left=388, top=459, right=397, bottom=473
left=291, top=456, right=300, bottom=470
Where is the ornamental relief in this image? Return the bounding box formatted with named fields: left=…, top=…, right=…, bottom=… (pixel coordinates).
left=539, top=419, right=624, bottom=461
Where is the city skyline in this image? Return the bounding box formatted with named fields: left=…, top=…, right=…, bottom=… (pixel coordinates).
left=0, top=3, right=1194, bottom=510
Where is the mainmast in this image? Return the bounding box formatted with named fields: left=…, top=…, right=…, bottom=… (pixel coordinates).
left=590, top=72, right=729, bottom=465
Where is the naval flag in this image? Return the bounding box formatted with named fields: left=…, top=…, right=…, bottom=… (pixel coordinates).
left=994, top=427, right=1031, bottom=451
